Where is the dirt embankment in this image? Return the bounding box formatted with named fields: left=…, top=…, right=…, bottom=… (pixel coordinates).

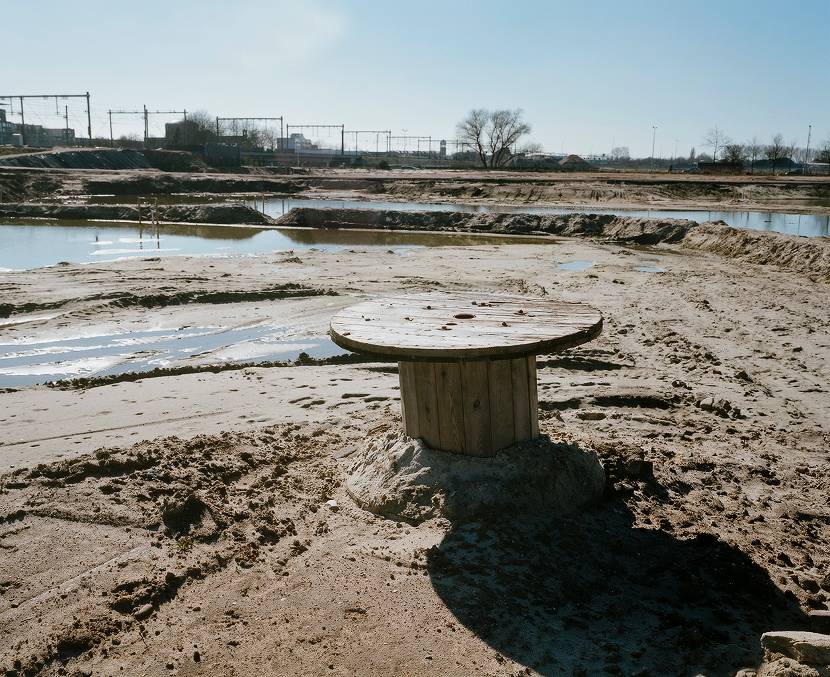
left=375, top=175, right=830, bottom=210
left=83, top=173, right=309, bottom=196
left=0, top=168, right=63, bottom=201
left=0, top=202, right=275, bottom=225
left=0, top=148, right=212, bottom=173
left=683, top=222, right=830, bottom=281
left=0, top=148, right=153, bottom=170
left=278, top=207, right=830, bottom=281
left=278, top=207, right=694, bottom=244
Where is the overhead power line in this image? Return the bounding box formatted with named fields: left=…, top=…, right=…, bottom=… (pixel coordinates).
left=0, top=92, right=91, bottom=144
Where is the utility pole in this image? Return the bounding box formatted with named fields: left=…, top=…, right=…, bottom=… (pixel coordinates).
left=109, top=110, right=114, bottom=147
left=341, top=124, right=344, bottom=156
left=805, top=124, right=812, bottom=174
left=64, top=105, right=70, bottom=146
left=650, top=126, right=657, bottom=172
left=108, top=108, right=185, bottom=149
left=86, top=92, right=91, bottom=142
left=1, top=93, right=92, bottom=147
left=344, top=130, right=392, bottom=156
left=19, top=96, right=25, bottom=145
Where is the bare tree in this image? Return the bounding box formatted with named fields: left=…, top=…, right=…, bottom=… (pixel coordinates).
left=765, top=133, right=787, bottom=174
left=703, top=126, right=731, bottom=162
left=186, top=111, right=218, bottom=144
left=817, top=138, right=830, bottom=165
left=457, top=109, right=489, bottom=167
left=457, top=109, right=532, bottom=168
left=260, top=127, right=280, bottom=151
left=787, top=139, right=799, bottom=168
left=745, top=137, right=763, bottom=174
left=764, top=134, right=787, bottom=174
left=723, top=143, right=747, bottom=164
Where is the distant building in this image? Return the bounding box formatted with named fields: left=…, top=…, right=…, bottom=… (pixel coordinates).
left=0, top=109, right=15, bottom=144
left=0, top=110, right=74, bottom=147
left=13, top=122, right=75, bottom=147
left=283, top=133, right=317, bottom=152
left=165, top=119, right=201, bottom=145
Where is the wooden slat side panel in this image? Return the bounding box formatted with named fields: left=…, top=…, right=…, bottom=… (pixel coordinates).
left=413, top=362, right=441, bottom=448
left=435, top=362, right=465, bottom=453
left=488, top=358, right=515, bottom=451
left=511, top=356, right=531, bottom=442
left=527, top=355, right=539, bottom=438
left=460, top=360, right=493, bottom=456
left=398, top=361, right=419, bottom=439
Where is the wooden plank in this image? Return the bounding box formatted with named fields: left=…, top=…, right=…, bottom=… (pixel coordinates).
left=510, top=356, right=531, bottom=442
left=460, top=360, right=493, bottom=456
left=527, top=355, right=539, bottom=437
left=398, top=361, right=419, bottom=439
left=488, top=358, right=515, bottom=451
left=435, top=362, right=465, bottom=452
left=413, top=362, right=441, bottom=448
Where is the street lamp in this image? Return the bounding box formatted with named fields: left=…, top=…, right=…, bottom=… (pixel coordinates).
left=650, top=126, right=657, bottom=172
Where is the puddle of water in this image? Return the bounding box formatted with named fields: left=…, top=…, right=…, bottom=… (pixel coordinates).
left=558, top=260, right=594, bottom=271
left=634, top=265, right=666, bottom=273
left=0, top=222, right=554, bottom=270
left=0, top=324, right=346, bottom=387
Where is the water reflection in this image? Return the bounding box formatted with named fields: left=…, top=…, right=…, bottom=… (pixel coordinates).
left=0, top=221, right=555, bottom=270
left=0, top=325, right=345, bottom=387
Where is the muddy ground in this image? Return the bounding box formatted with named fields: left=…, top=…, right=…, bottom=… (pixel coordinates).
left=1, top=225, right=829, bottom=675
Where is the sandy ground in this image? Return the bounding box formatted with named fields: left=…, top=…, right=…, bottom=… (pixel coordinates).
left=1, top=231, right=829, bottom=675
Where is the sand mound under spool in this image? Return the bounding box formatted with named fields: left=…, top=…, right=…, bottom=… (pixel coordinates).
left=345, top=431, right=606, bottom=523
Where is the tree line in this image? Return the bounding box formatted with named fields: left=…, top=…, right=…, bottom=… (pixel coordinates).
left=699, top=126, right=830, bottom=172
left=456, top=109, right=830, bottom=172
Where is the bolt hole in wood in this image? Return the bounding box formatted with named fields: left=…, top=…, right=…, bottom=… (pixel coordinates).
left=329, top=293, right=603, bottom=456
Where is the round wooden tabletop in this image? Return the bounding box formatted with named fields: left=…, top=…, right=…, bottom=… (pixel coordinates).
left=329, top=292, right=603, bottom=360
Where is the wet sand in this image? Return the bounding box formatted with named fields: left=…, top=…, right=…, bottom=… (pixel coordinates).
left=1, top=228, right=829, bottom=674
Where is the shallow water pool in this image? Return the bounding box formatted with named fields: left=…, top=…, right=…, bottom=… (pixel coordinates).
left=0, top=324, right=345, bottom=387
left=0, top=222, right=553, bottom=271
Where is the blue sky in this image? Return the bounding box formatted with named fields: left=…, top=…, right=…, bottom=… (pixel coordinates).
left=3, top=0, right=828, bottom=156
